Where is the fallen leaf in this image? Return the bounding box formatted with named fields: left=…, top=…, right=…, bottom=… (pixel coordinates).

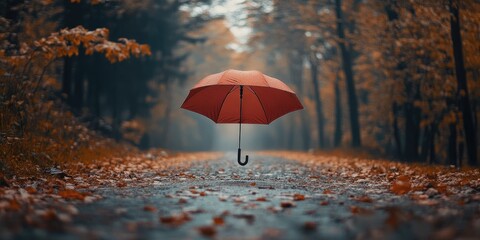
left=320, top=201, right=329, bottom=206
left=197, top=226, right=216, bottom=237
left=8, top=199, right=21, bottom=211
left=25, top=186, right=37, bottom=194
left=303, top=221, right=316, bottom=231
left=293, top=194, right=305, bottom=201
left=323, top=189, right=334, bottom=194
left=280, top=201, right=295, bottom=208
left=143, top=205, right=157, bottom=212
left=190, top=189, right=199, bottom=194
left=58, top=189, right=86, bottom=200
left=213, top=216, right=224, bottom=225
left=160, top=213, right=191, bottom=227
left=390, top=176, right=411, bottom=195
left=350, top=206, right=372, bottom=215
left=355, top=195, right=373, bottom=203
left=42, top=209, right=58, bottom=222
left=117, top=182, right=127, bottom=187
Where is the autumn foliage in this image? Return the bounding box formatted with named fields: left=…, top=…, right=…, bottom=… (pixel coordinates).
left=248, top=0, right=480, bottom=166
left=0, top=16, right=150, bottom=176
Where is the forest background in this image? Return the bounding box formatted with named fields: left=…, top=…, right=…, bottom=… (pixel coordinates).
left=1, top=0, right=479, bottom=177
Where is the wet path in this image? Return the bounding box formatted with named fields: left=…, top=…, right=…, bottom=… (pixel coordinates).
left=74, top=154, right=353, bottom=239
left=3, top=152, right=480, bottom=239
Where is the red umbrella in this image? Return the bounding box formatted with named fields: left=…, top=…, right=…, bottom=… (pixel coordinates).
left=181, top=69, right=303, bottom=165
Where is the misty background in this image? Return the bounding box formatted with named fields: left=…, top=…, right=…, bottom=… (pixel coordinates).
left=3, top=0, right=478, bottom=166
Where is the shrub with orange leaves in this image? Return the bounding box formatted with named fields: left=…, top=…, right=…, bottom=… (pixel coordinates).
left=0, top=23, right=150, bottom=177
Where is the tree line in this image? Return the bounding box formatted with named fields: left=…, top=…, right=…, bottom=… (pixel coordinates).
left=248, top=0, right=479, bottom=166
left=2, top=0, right=212, bottom=148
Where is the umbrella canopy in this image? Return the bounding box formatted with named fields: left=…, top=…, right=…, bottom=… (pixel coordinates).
left=181, top=69, right=303, bottom=124
left=181, top=69, right=303, bottom=166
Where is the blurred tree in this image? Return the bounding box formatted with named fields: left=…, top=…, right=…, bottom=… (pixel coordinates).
left=448, top=0, right=477, bottom=166
left=245, top=0, right=479, bottom=166
left=249, top=0, right=317, bottom=150
left=58, top=0, right=212, bottom=146
left=334, top=0, right=361, bottom=148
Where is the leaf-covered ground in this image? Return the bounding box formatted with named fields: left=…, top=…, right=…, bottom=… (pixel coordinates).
left=0, top=151, right=479, bottom=239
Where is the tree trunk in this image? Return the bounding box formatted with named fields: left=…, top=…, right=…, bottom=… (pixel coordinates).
left=160, top=80, right=173, bottom=148
left=161, top=104, right=172, bottom=148
left=385, top=0, right=421, bottom=160
left=448, top=123, right=457, bottom=166
left=403, top=102, right=420, bottom=161
left=335, top=0, right=361, bottom=147
left=309, top=57, right=325, bottom=148
left=288, top=119, right=295, bottom=149
left=392, top=103, right=402, bottom=157
left=420, top=126, right=429, bottom=162
left=62, top=57, right=72, bottom=99
left=334, top=73, right=343, bottom=147
left=72, top=52, right=85, bottom=111
left=87, top=56, right=101, bottom=117
left=111, top=65, right=121, bottom=140
left=428, top=124, right=436, bottom=165
left=449, top=0, right=477, bottom=166
left=288, top=51, right=310, bottom=150
left=62, top=0, right=80, bottom=104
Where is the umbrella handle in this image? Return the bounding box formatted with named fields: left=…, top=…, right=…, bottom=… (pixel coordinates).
left=237, top=148, right=248, bottom=166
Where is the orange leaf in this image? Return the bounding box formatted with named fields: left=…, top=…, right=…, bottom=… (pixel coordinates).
left=355, top=195, right=373, bottom=203
left=58, top=189, right=86, bottom=200
left=320, top=201, right=329, bottom=206
left=280, top=201, right=295, bottom=208
left=323, top=189, right=334, bottom=194
left=190, top=189, right=199, bottom=194
left=143, top=205, right=157, bottom=212
left=8, top=199, right=21, bottom=211
left=293, top=194, right=305, bottom=201
left=303, top=221, right=317, bottom=231
left=390, top=176, right=411, bottom=195
left=160, top=213, right=191, bottom=227
left=213, top=216, right=224, bottom=225
left=197, top=226, right=216, bottom=237
left=25, top=186, right=37, bottom=194
left=350, top=206, right=372, bottom=215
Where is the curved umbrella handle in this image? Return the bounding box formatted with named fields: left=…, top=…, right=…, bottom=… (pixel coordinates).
left=237, top=148, right=248, bottom=166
